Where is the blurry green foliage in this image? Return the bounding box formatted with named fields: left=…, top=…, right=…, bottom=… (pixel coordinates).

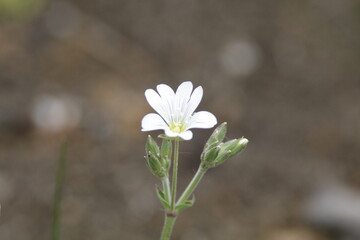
left=0, top=0, right=47, bottom=21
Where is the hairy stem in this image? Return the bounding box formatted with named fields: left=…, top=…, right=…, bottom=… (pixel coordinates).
left=170, top=139, right=180, bottom=210
left=160, top=214, right=177, bottom=240
left=177, top=166, right=207, bottom=205
left=162, top=175, right=171, bottom=204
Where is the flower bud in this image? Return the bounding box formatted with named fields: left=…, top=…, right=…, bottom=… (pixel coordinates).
left=201, top=122, right=227, bottom=162
left=204, top=122, right=227, bottom=149
left=146, top=135, right=160, bottom=157
left=214, top=138, right=248, bottom=166
left=161, top=139, right=172, bottom=170
left=201, top=145, right=221, bottom=167
left=201, top=123, right=227, bottom=169
left=145, top=135, right=167, bottom=178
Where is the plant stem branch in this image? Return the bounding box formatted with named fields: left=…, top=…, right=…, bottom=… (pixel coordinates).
left=162, top=176, right=171, bottom=203
left=160, top=139, right=180, bottom=240
left=170, top=139, right=180, bottom=210
left=177, top=166, right=207, bottom=205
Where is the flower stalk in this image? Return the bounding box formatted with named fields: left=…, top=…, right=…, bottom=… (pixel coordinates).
left=177, top=166, right=206, bottom=206
left=161, top=176, right=171, bottom=204
left=170, top=139, right=180, bottom=211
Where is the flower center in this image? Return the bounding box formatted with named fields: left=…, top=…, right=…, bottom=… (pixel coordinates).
left=169, top=121, right=187, bottom=133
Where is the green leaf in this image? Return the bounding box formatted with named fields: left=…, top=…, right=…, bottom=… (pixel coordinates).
left=175, top=196, right=195, bottom=211
left=156, top=188, right=171, bottom=209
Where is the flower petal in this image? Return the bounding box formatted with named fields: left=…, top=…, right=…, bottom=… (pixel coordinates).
left=175, top=81, right=193, bottom=118
left=184, top=86, right=203, bottom=118
left=141, top=113, right=168, bottom=131
left=157, top=84, right=175, bottom=98
left=157, top=84, right=175, bottom=117
left=145, top=89, right=169, bottom=122
left=165, top=128, right=179, bottom=138
left=188, top=111, right=217, bottom=129
left=164, top=129, right=193, bottom=140
left=179, top=130, right=193, bottom=140
left=175, top=81, right=193, bottom=100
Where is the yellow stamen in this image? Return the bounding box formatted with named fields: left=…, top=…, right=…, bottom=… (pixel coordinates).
left=169, top=122, right=186, bottom=133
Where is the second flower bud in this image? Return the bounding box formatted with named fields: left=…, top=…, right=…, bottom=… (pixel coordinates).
left=145, top=136, right=172, bottom=178
left=201, top=123, right=248, bottom=169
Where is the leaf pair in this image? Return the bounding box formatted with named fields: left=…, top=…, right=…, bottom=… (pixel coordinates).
left=156, top=188, right=195, bottom=212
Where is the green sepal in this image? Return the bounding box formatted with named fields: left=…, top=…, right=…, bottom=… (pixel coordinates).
left=145, top=135, right=168, bottom=178
left=156, top=188, right=171, bottom=209
left=145, top=153, right=166, bottom=178
left=161, top=139, right=172, bottom=170
left=201, top=123, right=249, bottom=169
left=214, top=138, right=248, bottom=166
left=146, top=135, right=160, bottom=156
left=201, top=123, right=227, bottom=165
left=175, top=196, right=195, bottom=211
left=204, top=122, right=227, bottom=149
left=201, top=145, right=221, bottom=165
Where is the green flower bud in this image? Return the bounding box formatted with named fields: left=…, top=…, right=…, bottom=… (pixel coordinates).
left=214, top=138, right=248, bottom=166
left=201, top=123, right=227, bottom=169
left=204, top=122, right=227, bottom=150
left=145, top=135, right=167, bottom=178
left=146, top=135, right=160, bottom=157
left=161, top=139, right=172, bottom=170
left=202, top=145, right=221, bottom=163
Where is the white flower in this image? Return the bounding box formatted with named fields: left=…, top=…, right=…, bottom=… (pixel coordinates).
left=141, top=81, right=217, bottom=140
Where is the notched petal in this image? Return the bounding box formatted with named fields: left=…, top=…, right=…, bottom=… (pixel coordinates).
left=185, top=86, right=203, bottom=117
left=145, top=89, right=162, bottom=111
left=175, top=81, right=193, bottom=111
left=157, top=84, right=175, bottom=99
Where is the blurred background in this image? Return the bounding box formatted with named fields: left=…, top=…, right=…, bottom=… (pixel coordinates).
left=0, top=0, right=360, bottom=239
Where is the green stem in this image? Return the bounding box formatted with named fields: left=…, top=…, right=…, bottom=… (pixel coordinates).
left=51, top=140, right=67, bottom=240
left=170, top=139, right=180, bottom=210
left=162, top=175, right=171, bottom=203
left=160, top=215, right=177, bottom=240
left=177, top=166, right=207, bottom=205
